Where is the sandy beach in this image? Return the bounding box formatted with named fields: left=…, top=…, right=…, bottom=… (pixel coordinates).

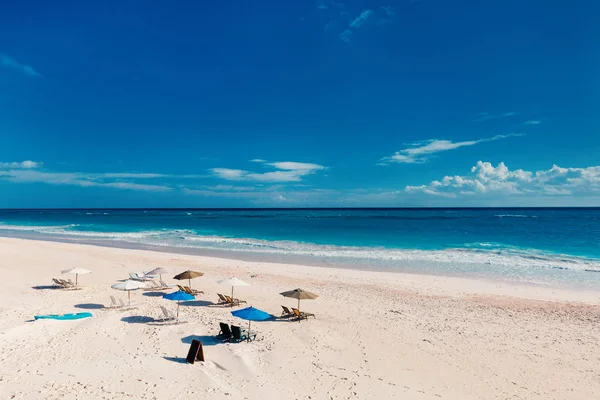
left=0, top=237, right=598, bottom=400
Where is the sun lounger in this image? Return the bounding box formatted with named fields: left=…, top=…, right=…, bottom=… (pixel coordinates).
left=225, top=295, right=247, bottom=307
left=158, top=306, right=176, bottom=322
left=177, top=285, right=186, bottom=292
left=217, top=322, right=232, bottom=342
left=281, top=305, right=294, bottom=318
left=56, top=279, right=80, bottom=290
left=143, top=280, right=166, bottom=291
left=231, top=325, right=256, bottom=342
left=129, top=272, right=151, bottom=281
left=52, top=278, right=66, bottom=287
left=106, top=295, right=122, bottom=309
left=292, top=308, right=315, bottom=320
left=217, top=293, right=228, bottom=304
left=184, top=286, right=203, bottom=295
left=118, top=299, right=137, bottom=310
left=159, top=280, right=172, bottom=288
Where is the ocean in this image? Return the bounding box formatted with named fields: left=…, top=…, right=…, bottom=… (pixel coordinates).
left=1, top=208, right=599, bottom=289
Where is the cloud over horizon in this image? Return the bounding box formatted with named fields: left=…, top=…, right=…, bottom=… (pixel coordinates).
left=380, top=134, right=522, bottom=164
left=405, top=161, right=600, bottom=198
left=211, top=160, right=326, bottom=183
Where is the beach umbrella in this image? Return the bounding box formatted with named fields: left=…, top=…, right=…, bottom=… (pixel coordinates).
left=163, top=290, right=194, bottom=318
left=231, top=306, right=273, bottom=342
left=61, top=267, right=91, bottom=286
left=217, top=277, right=249, bottom=299
left=111, top=279, right=146, bottom=306
left=280, top=288, right=319, bottom=311
left=173, top=270, right=204, bottom=289
left=146, top=267, right=169, bottom=281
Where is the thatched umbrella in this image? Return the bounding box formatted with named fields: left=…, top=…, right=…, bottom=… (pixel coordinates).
left=173, top=270, right=204, bottom=289
left=280, top=288, right=319, bottom=312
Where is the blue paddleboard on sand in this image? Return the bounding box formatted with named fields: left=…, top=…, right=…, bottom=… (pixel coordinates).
left=34, top=312, right=92, bottom=320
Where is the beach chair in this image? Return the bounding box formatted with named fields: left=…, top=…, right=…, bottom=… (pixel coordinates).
left=52, top=278, right=66, bottom=287
left=225, top=295, right=247, bottom=307
left=217, top=322, right=233, bottom=342
left=217, top=293, right=228, bottom=304
left=184, top=286, right=203, bottom=295
left=143, top=280, right=165, bottom=291
left=281, top=305, right=294, bottom=318
left=58, top=279, right=78, bottom=290
left=119, top=299, right=137, bottom=310
left=107, top=295, right=121, bottom=309
left=231, top=325, right=256, bottom=342
left=158, top=306, right=176, bottom=322
left=177, top=285, right=186, bottom=292
left=159, top=280, right=171, bottom=288
left=292, top=308, right=315, bottom=320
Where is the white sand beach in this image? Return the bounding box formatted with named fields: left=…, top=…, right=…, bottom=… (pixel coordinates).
left=0, top=237, right=599, bottom=400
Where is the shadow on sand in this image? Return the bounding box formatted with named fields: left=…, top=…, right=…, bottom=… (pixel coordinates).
left=163, top=356, right=187, bottom=364
left=142, top=292, right=167, bottom=297
left=74, top=303, right=105, bottom=310
left=180, top=300, right=214, bottom=307
left=180, top=335, right=221, bottom=346
left=31, top=285, right=60, bottom=290
left=121, top=315, right=157, bottom=324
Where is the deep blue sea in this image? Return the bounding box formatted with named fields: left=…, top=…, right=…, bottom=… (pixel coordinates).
left=1, top=208, right=599, bottom=288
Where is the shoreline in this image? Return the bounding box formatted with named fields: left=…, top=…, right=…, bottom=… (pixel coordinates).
left=2, top=236, right=599, bottom=303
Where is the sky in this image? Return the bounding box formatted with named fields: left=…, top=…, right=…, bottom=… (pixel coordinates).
left=1, top=0, right=599, bottom=207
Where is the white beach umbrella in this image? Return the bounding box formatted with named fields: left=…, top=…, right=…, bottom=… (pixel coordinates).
left=61, top=267, right=91, bottom=286
left=146, top=267, right=170, bottom=281
left=217, top=277, right=250, bottom=299
left=111, top=279, right=146, bottom=306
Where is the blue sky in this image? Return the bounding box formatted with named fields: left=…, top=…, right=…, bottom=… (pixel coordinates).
left=1, top=0, right=599, bottom=207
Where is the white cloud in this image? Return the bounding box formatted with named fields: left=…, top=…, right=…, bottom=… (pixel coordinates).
left=380, top=6, right=395, bottom=16
left=100, top=173, right=168, bottom=179
left=0, top=160, right=41, bottom=169
left=249, top=159, right=266, bottom=163
left=524, top=120, right=542, bottom=125
left=380, top=134, right=522, bottom=164
left=339, top=30, right=353, bottom=42
left=0, top=54, right=41, bottom=77
left=473, top=112, right=516, bottom=122
left=210, top=160, right=326, bottom=183
left=102, top=182, right=171, bottom=192
left=210, top=168, right=247, bottom=180
left=350, top=10, right=374, bottom=28
left=0, top=169, right=171, bottom=192
left=405, top=161, right=600, bottom=198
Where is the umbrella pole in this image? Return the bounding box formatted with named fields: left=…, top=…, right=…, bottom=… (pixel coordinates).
left=189, top=278, right=191, bottom=289
left=128, top=290, right=131, bottom=306
left=248, top=320, right=251, bottom=342
left=76, top=274, right=78, bottom=286
left=177, top=301, right=180, bottom=318
left=231, top=287, right=234, bottom=307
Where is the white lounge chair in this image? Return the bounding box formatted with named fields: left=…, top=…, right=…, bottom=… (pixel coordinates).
left=119, top=299, right=137, bottom=310
left=158, top=306, right=176, bottom=322
left=159, top=280, right=172, bottom=288
left=106, top=296, right=121, bottom=309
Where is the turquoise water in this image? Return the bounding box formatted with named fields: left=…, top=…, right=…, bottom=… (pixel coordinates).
left=1, top=208, right=599, bottom=288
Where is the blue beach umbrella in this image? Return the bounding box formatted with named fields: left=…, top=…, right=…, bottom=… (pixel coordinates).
left=231, top=306, right=273, bottom=339
left=163, top=290, right=195, bottom=317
